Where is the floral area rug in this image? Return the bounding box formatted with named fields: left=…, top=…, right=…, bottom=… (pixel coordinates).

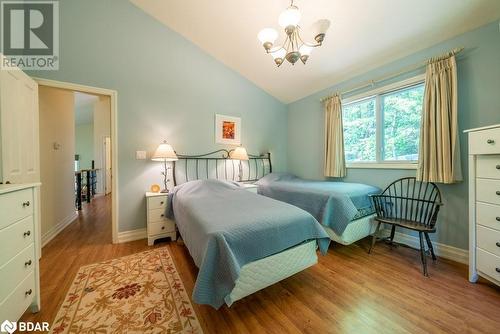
left=50, top=248, right=202, bottom=333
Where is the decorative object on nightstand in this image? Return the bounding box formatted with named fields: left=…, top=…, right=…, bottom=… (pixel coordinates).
left=145, top=192, right=176, bottom=246
left=151, top=141, right=178, bottom=193
left=465, top=124, right=500, bottom=287
left=229, top=146, right=249, bottom=182
left=150, top=184, right=160, bottom=193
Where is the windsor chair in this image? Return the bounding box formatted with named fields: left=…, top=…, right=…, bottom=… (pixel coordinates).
left=369, top=177, right=442, bottom=276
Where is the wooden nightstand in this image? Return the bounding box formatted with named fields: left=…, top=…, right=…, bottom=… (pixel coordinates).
left=240, top=183, right=258, bottom=193
left=145, top=192, right=176, bottom=246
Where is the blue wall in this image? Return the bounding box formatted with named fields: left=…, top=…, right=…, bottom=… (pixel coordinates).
left=30, top=0, right=288, bottom=233
left=287, top=21, right=500, bottom=249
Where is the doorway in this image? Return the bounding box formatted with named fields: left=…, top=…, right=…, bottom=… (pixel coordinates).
left=36, top=78, right=119, bottom=244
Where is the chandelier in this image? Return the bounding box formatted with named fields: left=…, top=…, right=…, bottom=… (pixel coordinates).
left=258, top=0, right=331, bottom=67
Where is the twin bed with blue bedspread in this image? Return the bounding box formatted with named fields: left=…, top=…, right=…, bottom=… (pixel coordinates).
left=168, top=179, right=330, bottom=308
left=167, top=151, right=380, bottom=308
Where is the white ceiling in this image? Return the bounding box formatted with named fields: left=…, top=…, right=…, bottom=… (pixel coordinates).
left=130, top=0, right=500, bottom=103
left=74, top=92, right=98, bottom=125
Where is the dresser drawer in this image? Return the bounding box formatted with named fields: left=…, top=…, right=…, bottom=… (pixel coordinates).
left=477, top=202, right=500, bottom=231
left=477, top=225, right=500, bottom=257
left=476, top=178, right=500, bottom=206
left=476, top=248, right=500, bottom=282
left=148, top=196, right=168, bottom=210
left=148, top=208, right=169, bottom=223
left=0, top=244, right=35, bottom=303
left=0, top=188, right=33, bottom=229
left=0, top=271, right=35, bottom=322
left=476, top=155, right=500, bottom=179
left=469, top=128, right=500, bottom=155
left=0, top=216, right=34, bottom=267
left=148, top=219, right=175, bottom=236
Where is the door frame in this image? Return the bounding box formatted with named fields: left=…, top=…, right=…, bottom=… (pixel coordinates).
left=103, top=135, right=111, bottom=195
left=34, top=77, right=120, bottom=244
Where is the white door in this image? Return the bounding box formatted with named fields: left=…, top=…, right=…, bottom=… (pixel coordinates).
left=104, top=136, right=111, bottom=194
left=0, top=68, right=39, bottom=184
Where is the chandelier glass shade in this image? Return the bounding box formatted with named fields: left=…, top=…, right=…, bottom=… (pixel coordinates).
left=258, top=1, right=330, bottom=67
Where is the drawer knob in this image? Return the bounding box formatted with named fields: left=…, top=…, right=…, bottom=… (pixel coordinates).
left=25, top=259, right=32, bottom=266
left=497, top=191, right=500, bottom=196
left=161, top=226, right=165, bottom=230
left=496, top=165, right=500, bottom=170
left=496, top=217, right=500, bottom=222
left=487, top=139, right=495, bottom=144
left=497, top=242, right=500, bottom=248
left=496, top=268, right=500, bottom=273
left=160, top=201, right=164, bottom=205
left=25, top=289, right=32, bottom=296
left=22, top=201, right=30, bottom=207
left=23, top=230, right=31, bottom=237
left=160, top=214, right=165, bottom=217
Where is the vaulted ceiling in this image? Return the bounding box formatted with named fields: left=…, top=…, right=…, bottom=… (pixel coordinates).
left=131, top=0, right=500, bottom=103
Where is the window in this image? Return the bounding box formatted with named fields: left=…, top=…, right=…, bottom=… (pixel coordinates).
left=342, top=76, right=425, bottom=168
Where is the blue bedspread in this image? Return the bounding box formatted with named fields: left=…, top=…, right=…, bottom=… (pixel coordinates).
left=167, top=179, right=330, bottom=309
left=256, top=173, right=381, bottom=234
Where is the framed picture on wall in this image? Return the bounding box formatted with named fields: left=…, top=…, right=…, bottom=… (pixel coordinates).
left=215, top=114, right=241, bottom=145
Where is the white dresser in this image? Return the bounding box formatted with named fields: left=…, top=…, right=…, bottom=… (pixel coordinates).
left=145, top=192, right=176, bottom=246
left=466, top=124, right=500, bottom=285
left=0, top=183, right=41, bottom=321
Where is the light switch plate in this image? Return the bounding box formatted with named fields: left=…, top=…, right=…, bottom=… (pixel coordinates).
left=136, top=151, right=147, bottom=160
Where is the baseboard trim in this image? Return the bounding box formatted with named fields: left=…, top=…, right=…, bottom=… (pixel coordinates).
left=117, top=228, right=147, bottom=243
left=42, top=212, right=78, bottom=247
left=382, top=229, right=468, bottom=264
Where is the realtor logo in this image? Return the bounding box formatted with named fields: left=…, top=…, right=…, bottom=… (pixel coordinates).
left=1, top=0, right=59, bottom=70
left=0, top=320, right=16, bottom=334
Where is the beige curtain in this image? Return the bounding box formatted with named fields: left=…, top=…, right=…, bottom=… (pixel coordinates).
left=417, top=54, right=462, bottom=183
left=324, top=94, right=346, bottom=177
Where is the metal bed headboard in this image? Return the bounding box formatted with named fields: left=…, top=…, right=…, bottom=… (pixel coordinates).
left=172, top=149, right=272, bottom=186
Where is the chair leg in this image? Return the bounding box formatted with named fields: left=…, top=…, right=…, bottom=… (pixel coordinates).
left=368, top=222, right=381, bottom=254
left=389, top=225, right=396, bottom=243
left=419, top=232, right=429, bottom=277
left=424, top=233, right=437, bottom=261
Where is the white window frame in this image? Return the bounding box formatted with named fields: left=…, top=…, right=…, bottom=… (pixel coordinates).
left=342, top=74, right=426, bottom=170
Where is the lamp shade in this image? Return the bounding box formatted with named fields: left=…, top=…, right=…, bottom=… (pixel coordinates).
left=229, top=146, right=249, bottom=161
left=271, top=48, right=286, bottom=60
left=312, top=19, right=331, bottom=36
left=151, top=141, right=178, bottom=161
left=278, top=6, right=301, bottom=28
left=258, top=28, right=278, bottom=45
left=299, top=44, right=313, bottom=56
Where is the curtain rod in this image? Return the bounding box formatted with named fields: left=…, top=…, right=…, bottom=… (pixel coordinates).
left=320, top=47, right=464, bottom=102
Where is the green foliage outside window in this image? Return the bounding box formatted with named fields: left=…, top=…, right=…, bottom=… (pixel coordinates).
left=342, top=82, right=424, bottom=163
left=382, top=84, right=424, bottom=161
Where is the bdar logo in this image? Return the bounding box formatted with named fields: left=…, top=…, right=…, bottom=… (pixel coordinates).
left=0, top=320, right=17, bottom=334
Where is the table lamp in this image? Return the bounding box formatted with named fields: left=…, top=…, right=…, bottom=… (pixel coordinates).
left=229, top=146, right=249, bottom=182
left=151, top=140, right=178, bottom=193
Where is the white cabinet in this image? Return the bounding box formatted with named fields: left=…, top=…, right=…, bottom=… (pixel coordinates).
left=0, top=66, right=39, bottom=184
left=0, top=183, right=41, bottom=322
left=466, top=124, right=500, bottom=286
left=145, top=192, right=176, bottom=246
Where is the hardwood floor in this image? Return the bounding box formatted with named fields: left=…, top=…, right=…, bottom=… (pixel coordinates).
left=21, top=195, right=500, bottom=333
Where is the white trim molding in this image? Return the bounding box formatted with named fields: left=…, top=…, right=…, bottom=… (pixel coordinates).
left=33, top=77, right=120, bottom=244
left=347, top=162, right=417, bottom=170
left=41, top=212, right=78, bottom=247
left=117, top=228, right=147, bottom=243
left=383, top=229, right=468, bottom=264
